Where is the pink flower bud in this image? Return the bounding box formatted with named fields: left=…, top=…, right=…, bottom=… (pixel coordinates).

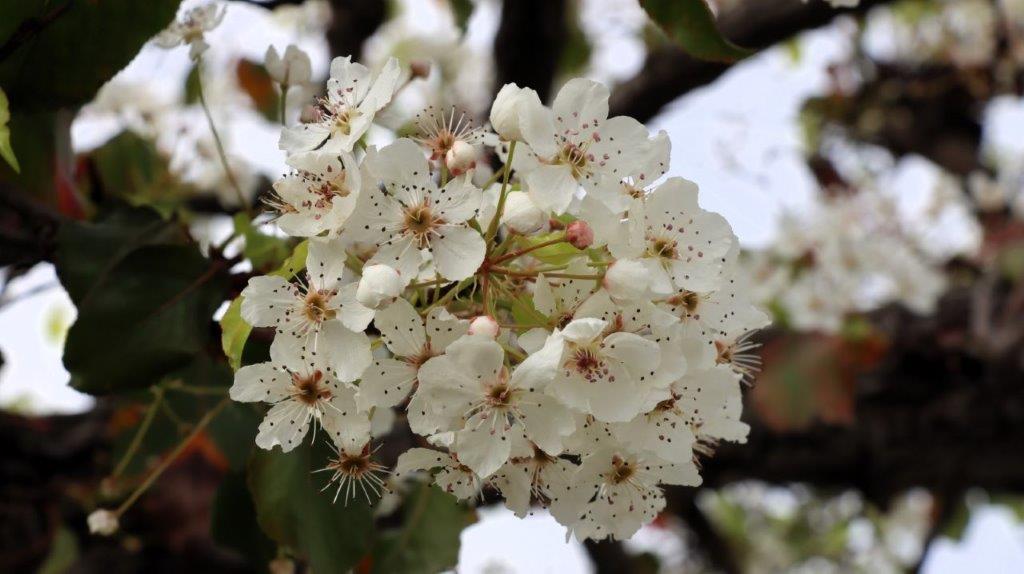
left=445, top=140, right=477, bottom=176
left=468, top=315, right=500, bottom=339
left=566, top=221, right=594, bottom=249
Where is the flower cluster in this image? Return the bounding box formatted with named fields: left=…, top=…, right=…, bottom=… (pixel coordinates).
left=230, top=55, right=768, bottom=541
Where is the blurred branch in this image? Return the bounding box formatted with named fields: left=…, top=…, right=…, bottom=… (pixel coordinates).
left=325, top=0, right=387, bottom=62
left=493, top=0, right=567, bottom=102
left=609, top=0, right=895, bottom=122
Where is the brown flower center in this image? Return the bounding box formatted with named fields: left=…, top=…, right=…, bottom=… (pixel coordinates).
left=292, top=371, right=332, bottom=405
left=608, top=455, right=635, bottom=485
left=402, top=203, right=444, bottom=248
left=304, top=290, right=336, bottom=323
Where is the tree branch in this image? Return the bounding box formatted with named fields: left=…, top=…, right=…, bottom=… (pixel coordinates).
left=609, top=0, right=895, bottom=122
left=493, top=0, right=567, bottom=102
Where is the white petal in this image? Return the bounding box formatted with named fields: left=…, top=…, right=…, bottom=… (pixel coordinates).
left=603, top=332, right=660, bottom=381
left=306, top=237, right=348, bottom=291
left=365, top=139, right=431, bottom=198
left=318, top=322, right=372, bottom=382
left=518, top=100, right=558, bottom=158
left=241, top=275, right=297, bottom=328
left=444, top=335, right=505, bottom=382
left=552, top=78, right=610, bottom=136
left=357, top=357, right=418, bottom=409
left=279, top=123, right=331, bottom=153
left=432, top=226, right=485, bottom=281
left=359, top=57, right=402, bottom=113
left=256, top=401, right=310, bottom=452
left=230, top=363, right=291, bottom=403
left=336, top=282, right=376, bottom=331
left=454, top=412, right=513, bottom=478
left=559, top=318, right=607, bottom=344
left=518, top=392, right=575, bottom=455
left=434, top=174, right=483, bottom=223
left=525, top=164, right=578, bottom=215
left=327, top=56, right=371, bottom=105
left=425, top=307, right=469, bottom=351
left=375, top=298, right=427, bottom=358
left=368, top=234, right=424, bottom=279
left=394, top=447, right=454, bottom=477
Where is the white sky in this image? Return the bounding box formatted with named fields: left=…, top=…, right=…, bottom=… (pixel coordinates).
left=2, top=0, right=1023, bottom=571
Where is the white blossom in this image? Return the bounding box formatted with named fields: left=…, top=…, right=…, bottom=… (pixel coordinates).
left=265, top=44, right=312, bottom=87
left=153, top=3, right=225, bottom=61
left=87, top=509, right=119, bottom=536
left=280, top=56, right=401, bottom=153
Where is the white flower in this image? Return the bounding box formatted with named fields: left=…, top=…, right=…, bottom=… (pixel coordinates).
left=153, top=3, right=225, bottom=61
left=490, top=83, right=542, bottom=142
left=356, top=264, right=404, bottom=310
left=265, top=44, right=312, bottom=87
left=588, top=130, right=670, bottom=215
left=265, top=151, right=362, bottom=237
left=280, top=56, right=401, bottom=153
left=87, top=509, right=119, bottom=536
left=393, top=448, right=481, bottom=501
left=533, top=261, right=599, bottom=326
left=514, top=78, right=653, bottom=214
left=318, top=434, right=388, bottom=504
left=500, top=191, right=547, bottom=234
left=230, top=335, right=370, bottom=452
left=411, top=335, right=574, bottom=478
left=671, top=365, right=750, bottom=446
left=541, top=317, right=665, bottom=422
left=608, top=177, right=737, bottom=293
left=358, top=298, right=468, bottom=410
left=345, top=138, right=486, bottom=281
left=490, top=443, right=577, bottom=517
left=240, top=238, right=373, bottom=380
left=549, top=443, right=700, bottom=541
left=603, top=258, right=673, bottom=301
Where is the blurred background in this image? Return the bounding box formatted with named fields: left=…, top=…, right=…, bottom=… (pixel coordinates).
left=2, top=0, right=1024, bottom=572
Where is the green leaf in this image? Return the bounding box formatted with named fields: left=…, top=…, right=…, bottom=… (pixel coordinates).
left=519, top=232, right=582, bottom=266
left=36, top=526, right=79, bottom=574
left=640, top=0, right=752, bottom=63
left=220, top=240, right=307, bottom=370
left=232, top=213, right=291, bottom=271
left=450, top=0, right=474, bottom=33
left=211, top=470, right=276, bottom=565
left=0, top=87, right=18, bottom=173
left=248, top=440, right=375, bottom=573
left=57, top=206, right=229, bottom=394
left=0, top=0, right=182, bottom=111
left=371, top=484, right=476, bottom=574
left=88, top=131, right=193, bottom=214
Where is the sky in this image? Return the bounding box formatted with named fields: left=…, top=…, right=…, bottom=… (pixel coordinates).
left=1, top=0, right=1022, bottom=571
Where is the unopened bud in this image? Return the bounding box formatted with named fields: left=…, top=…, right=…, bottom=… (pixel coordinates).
left=566, top=221, right=594, bottom=249
left=445, top=140, right=477, bottom=176
left=88, top=509, right=119, bottom=536
left=490, top=83, right=541, bottom=142
left=468, top=315, right=500, bottom=339
left=356, top=264, right=404, bottom=310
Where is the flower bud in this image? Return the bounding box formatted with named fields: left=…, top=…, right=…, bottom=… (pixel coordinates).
left=501, top=192, right=547, bottom=234
left=490, top=83, right=541, bottom=142
left=468, top=315, right=500, bottom=339
left=265, top=45, right=312, bottom=87
left=88, top=509, right=119, bottom=536
left=566, top=220, right=594, bottom=249
left=445, top=140, right=477, bottom=176
left=357, top=264, right=404, bottom=310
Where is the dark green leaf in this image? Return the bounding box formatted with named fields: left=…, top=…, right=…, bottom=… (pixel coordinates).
left=0, top=0, right=182, bottom=110
left=211, top=470, right=276, bottom=565
left=233, top=212, right=291, bottom=271
left=641, top=0, right=752, bottom=63
left=450, top=0, right=474, bottom=34
left=248, top=440, right=375, bottom=573
left=89, top=131, right=193, bottom=214
left=57, top=206, right=228, bottom=394
left=371, top=484, right=476, bottom=574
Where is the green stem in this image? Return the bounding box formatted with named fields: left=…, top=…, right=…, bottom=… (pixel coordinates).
left=485, top=140, right=516, bottom=243
left=111, top=387, right=165, bottom=479
left=115, top=398, right=228, bottom=517
left=279, top=84, right=289, bottom=126
left=197, top=60, right=250, bottom=214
